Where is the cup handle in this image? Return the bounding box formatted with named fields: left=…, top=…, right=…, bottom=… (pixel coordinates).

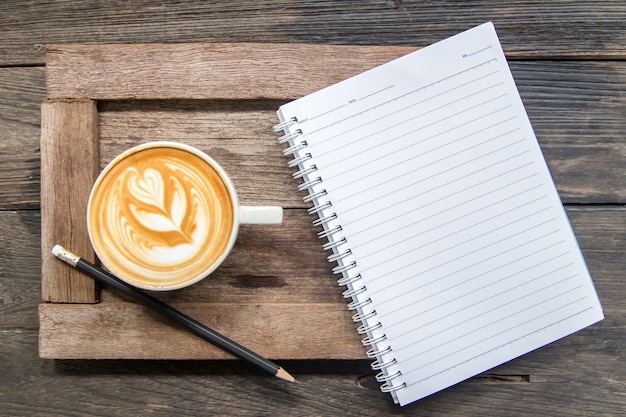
left=239, top=206, right=283, bottom=224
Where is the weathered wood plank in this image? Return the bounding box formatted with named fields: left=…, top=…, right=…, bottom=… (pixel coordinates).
left=0, top=67, right=45, bottom=210
left=0, top=211, right=41, bottom=330
left=2, top=1, right=626, bottom=66
left=45, top=43, right=418, bottom=100
left=515, top=61, right=626, bottom=145
left=10, top=319, right=624, bottom=416
left=38, top=302, right=364, bottom=360
left=40, top=100, right=99, bottom=303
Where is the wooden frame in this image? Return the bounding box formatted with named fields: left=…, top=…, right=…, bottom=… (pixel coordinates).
left=39, top=43, right=417, bottom=360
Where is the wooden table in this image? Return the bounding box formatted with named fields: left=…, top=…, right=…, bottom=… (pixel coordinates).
left=1, top=1, right=624, bottom=415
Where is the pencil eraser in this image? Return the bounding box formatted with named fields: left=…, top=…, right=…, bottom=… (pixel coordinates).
left=51, top=245, right=62, bottom=257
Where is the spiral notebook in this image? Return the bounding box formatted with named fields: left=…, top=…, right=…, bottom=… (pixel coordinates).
left=274, top=22, right=603, bottom=406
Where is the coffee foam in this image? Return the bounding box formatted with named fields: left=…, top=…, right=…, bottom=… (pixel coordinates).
left=88, top=146, right=235, bottom=289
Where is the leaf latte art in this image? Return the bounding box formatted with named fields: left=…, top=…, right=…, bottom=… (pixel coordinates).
left=88, top=147, right=235, bottom=289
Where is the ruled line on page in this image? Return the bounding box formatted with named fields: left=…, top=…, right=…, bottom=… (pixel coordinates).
left=351, top=194, right=551, bottom=256
left=364, top=227, right=566, bottom=295
left=320, top=109, right=518, bottom=189
left=378, top=259, right=576, bottom=329
left=346, top=175, right=546, bottom=252
left=333, top=124, right=526, bottom=202
left=348, top=182, right=552, bottom=280
left=370, top=249, right=574, bottom=331
left=305, top=72, right=503, bottom=149
left=403, top=296, right=593, bottom=385
left=463, top=45, right=493, bottom=58
left=303, top=84, right=395, bottom=124
left=355, top=207, right=557, bottom=280
left=302, top=58, right=499, bottom=133
left=406, top=305, right=595, bottom=388
left=341, top=158, right=538, bottom=236
left=310, top=85, right=508, bottom=164
left=394, top=274, right=584, bottom=352
left=401, top=294, right=588, bottom=377
left=362, top=225, right=564, bottom=292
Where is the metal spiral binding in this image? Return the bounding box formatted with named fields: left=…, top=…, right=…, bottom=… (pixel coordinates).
left=318, top=225, right=341, bottom=239
left=367, top=345, right=392, bottom=358
left=283, top=140, right=307, bottom=156
left=314, top=213, right=337, bottom=227
left=377, top=370, right=403, bottom=383
left=380, top=381, right=408, bottom=393
left=371, top=357, right=397, bottom=370
left=308, top=200, right=331, bottom=214
left=272, top=116, right=298, bottom=132
left=332, top=261, right=357, bottom=274
left=345, top=292, right=370, bottom=307
left=288, top=152, right=312, bottom=168
left=357, top=320, right=382, bottom=334
left=323, top=236, right=346, bottom=251
left=328, top=249, right=352, bottom=262
left=278, top=129, right=302, bottom=144
left=276, top=115, right=403, bottom=396
left=342, top=284, right=366, bottom=298
left=362, top=333, right=387, bottom=346
left=293, top=165, right=317, bottom=179
left=352, top=309, right=377, bottom=322
left=337, top=272, right=360, bottom=286
left=303, top=189, right=327, bottom=203
left=298, top=177, right=323, bottom=192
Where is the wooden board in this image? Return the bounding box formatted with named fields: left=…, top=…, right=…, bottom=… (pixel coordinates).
left=40, top=43, right=419, bottom=359
left=4, top=1, right=626, bottom=66
left=40, top=99, right=99, bottom=303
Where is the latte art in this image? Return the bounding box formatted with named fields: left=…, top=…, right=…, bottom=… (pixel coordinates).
left=88, top=146, right=235, bottom=289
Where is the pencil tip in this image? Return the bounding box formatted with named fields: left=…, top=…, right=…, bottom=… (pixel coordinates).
left=275, top=367, right=297, bottom=383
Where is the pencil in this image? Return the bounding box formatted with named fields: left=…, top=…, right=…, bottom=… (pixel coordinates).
left=51, top=245, right=297, bottom=384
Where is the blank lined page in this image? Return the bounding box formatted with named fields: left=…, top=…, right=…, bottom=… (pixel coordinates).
left=276, top=22, right=603, bottom=406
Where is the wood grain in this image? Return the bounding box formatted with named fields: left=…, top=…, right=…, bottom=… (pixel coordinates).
left=38, top=302, right=364, bottom=360
left=45, top=43, right=418, bottom=100
left=40, top=100, right=99, bottom=303
left=5, top=329, right=624, bottom=416
left=2, top=1, right=626, bottom=66
left=0, top=67, right=45, bottom=210
left=0, top=211, right=41, bottom=330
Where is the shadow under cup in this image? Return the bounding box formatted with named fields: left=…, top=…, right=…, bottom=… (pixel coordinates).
left=87, top=142, right=241, bottom=291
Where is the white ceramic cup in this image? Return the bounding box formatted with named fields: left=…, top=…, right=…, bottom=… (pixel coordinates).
left=86, top=141, right=282, bottom=291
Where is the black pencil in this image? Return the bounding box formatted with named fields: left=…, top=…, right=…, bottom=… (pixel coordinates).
left=51, top=245, right=297, bottom=384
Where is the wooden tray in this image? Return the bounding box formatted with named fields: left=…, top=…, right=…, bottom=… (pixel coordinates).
left=38, top=43, right=417, bottom=359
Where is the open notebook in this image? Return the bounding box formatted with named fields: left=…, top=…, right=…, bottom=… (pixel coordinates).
left=274, top=22, right=603, bottom=406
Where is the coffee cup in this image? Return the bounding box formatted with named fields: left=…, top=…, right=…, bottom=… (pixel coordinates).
left=86, top=141, right=282, bottom=291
